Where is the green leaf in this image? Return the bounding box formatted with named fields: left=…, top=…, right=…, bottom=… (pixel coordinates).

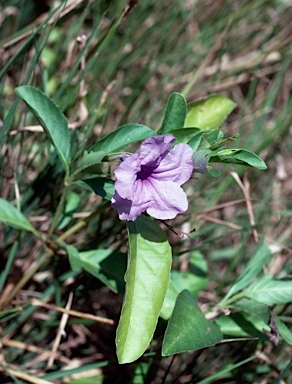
left=159, top=92, right=187, bottom=134
left=169, top=127, right=202, bottom=143
left=244, top=275, right=292, bottom=305
left=0, top=198, right=38, bottom=236
left=75, top=151, right=107, bottom=175
left=79, top=249, right=127, bottom=294
left=224, top=241, right=271, bottom=301
left=169, top=270, right=205, bottom=295
left=116, top=215, right=172, bottom=364
left=234, top=299, right=270, bottom=323
left=77, top=177, right=115, bottom=200
left=66, top=245, right=127, bottom=294
left=184, top=94, right=236, bottom=131
left=206, top=166, right=221, bottom=177
left=160, top=279, right=180, bottom=320
left=187, top=131, right=204, bottom=152
left=162, top=290, right=222, bottom=355
left=66, top=245, right=83, bottom=272
left=275, top=317, right=292, bottom=345
left=201, top=129, right=223, bottom=148
left=172, top=251, right=208, bottom=295
left=215, top=316, right=251, bottom=337
left=90, top=124, right=156, bottom=153
left=15, top=86, right=70, bottom=173
left=160, top=251, right=208, bottom=320
left=215, top=313, right=269, bottom=338
left=210, top=149, right=267, bottom=170
left=58, top=191, right=80, bottom=230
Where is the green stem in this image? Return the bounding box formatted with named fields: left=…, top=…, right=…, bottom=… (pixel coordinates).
left=47, top=184, right=69, bottom=239
left=56, top=201, right=111, bottom=243
left=216, top=292, right=247, bottom=311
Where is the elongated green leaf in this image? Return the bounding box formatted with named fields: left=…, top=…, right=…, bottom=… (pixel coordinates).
left=201, top=129, right=223, bottom=148
left=74, top=151, right=107, bottom=175
left=162, top=290, right=222, bottom=355
left=80, top=249, right=127, bottom=294
left=77, top=177, right=114, bottom=200
left=184, top=94, right=236, bottom=130
left=187, top=131, right=204, bottom=152
left=0, top=198, right=38, bottom=235
left=169, top=127, right=201, bottom=143
left=234, top=299, right=270, bottom=323
left=65, top=245, right=127, bottom=294
left=215, top=316, right=252, bottom=337
left=159, top=92, right=187, bottom=134
left=160, top=279, right=180, bottom=320
left=210, top=148, right=267, bottom=170
left=224, top=241, right=271, bottom=301
left=116, top=215, right=172, bottom=364
left=91, top=124, right=156, bottom=153
left=58, top=192, right=80, bottom=230
left=275, top=317, right=292, bottom=345
left=215, top=312, right=269, bottom=338
left=15, top=86, right=70, bottom=173
left=245, top=275, right=292, bottom=305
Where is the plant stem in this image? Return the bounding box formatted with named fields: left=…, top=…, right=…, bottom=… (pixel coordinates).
left=217, top=292, right=247, bottom=310
left=47, top=184, right=69, bottom=240
left=56, top=201, right=110, bottom=243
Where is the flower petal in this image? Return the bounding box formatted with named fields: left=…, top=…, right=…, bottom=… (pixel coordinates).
left=145, top=179, right=189, bottom=220
left=112, top=179, right=152, bottom=221
left=111, top=134, right=194, bottom=221
left=139, top=134, right=176, bottom=166
left=152, top=143, right=193, bottom=185
left=113, top=153, right=140, bottom=198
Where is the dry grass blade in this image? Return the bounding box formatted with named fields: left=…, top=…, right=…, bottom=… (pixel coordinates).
left=0, top=367, right=53, bottom=384
left=47, top=292, right=73, bottom=369
left=198, top=215, right=242, bottom=231
left=31, top=298, right=114, bottom=325
left=230, top=172, right=259, bottom=242
left=1, top=339, right=71, bottom=365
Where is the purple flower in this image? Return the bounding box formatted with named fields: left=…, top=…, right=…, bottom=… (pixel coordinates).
left=111, top=134, right=194, bottom=221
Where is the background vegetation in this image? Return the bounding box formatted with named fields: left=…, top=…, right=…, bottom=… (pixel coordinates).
left=0, top=0, right=291, bottom=383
